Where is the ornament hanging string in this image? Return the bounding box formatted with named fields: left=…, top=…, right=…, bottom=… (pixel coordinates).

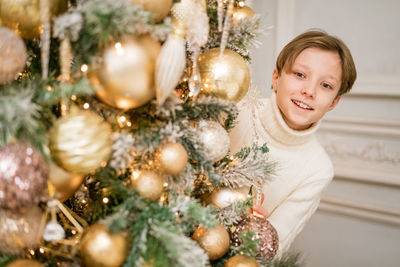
left=59, top=36, right=71, bottom=116
left=220, top=0, right=234, bottom=58
left=40, top=0, right=51, bottom=79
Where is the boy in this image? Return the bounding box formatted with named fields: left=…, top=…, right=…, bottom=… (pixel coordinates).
left=229, top=30, right=357, bottom=257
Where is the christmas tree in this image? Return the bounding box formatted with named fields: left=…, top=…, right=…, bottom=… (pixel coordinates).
left=0, top=0, right=300, bottom=266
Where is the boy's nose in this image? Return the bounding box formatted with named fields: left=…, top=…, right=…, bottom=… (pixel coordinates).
left=300, top=84, right=316, bottom=98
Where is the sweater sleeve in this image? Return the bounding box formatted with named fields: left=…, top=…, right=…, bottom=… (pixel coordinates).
left=266, top=161, right=334, bottom=258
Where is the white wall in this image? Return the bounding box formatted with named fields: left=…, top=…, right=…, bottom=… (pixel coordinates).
left=250, top=0, right=400, bottom=266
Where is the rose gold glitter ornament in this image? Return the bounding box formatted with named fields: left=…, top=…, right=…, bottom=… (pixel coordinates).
left=231, top=216, right=279, bottom=261
left=0, top=27, right=27, bottom=85
left=0, top=142, right=48, bottom=210
left=0, top=206, right=43, bottom=254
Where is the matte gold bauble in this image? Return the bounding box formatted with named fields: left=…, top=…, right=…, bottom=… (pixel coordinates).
left=198, top=48, right=250, bottom=102
left=49, top=108, right=112, bottom=174
left=130, top=170, right=164, bottom=201
left=0, top=206, right=43, bottom=255
left=208, top=188, right=247, bottom=209
left=0, top=0, right=68, bottom=39
left=92, top=35, right=160, bottom=110
left=6, top=259, right=44, bottom=267
left=80, top=223, right=128, bottom=267
left=155, top=142, right=188, bottom=175
left=49, top=162, right=85, bottom=202
left=232, top=6, right=255, bottom=22
left=192, top=225, right=230, bottom=260
left=224, top=255, right=260, bottom=267
left=130, top=0, right=173, bottom=23
left=0, top=27, right=27, bottom=85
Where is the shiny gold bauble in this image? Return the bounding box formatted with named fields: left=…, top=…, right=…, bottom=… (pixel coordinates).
left=224, top=255, right=260, bottom=267
left=0, top=0, right=68, bottom=39
left=80, top=223, right=128, bottom=267
left=192, top=224, right=230, bottom=260
left=92, top=35, right=161, bottom=110
left=155, top=142, right=188, bottom=175
left=198, top=48, right=250, bottom=102
left=208, top=188, right=247, bottom=209
left=0, top=27, right=27, bottom=85
left=49, top=108, right=112, bottom=174
left=130, top=0, right=173, bottom=23
left=232, top=6, right=256, bottom=22
left=6, top=259, right=45, bottom=267
left=0, top=206, right=43, bottom=254
left=130, top=170, right=164, bottom=201
left=49, top=162, right=85, bottom=202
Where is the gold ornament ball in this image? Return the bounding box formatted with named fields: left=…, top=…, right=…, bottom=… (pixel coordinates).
left=197, top=120, right=230, bottom=162
left=192, top=225, right=230, bottom=260
left=155, top=142, right=188, bottom=175
left=92, top=36, right=160, bottom=110
left=0, top=0, right=68, bottom=39
left=6, top=259, right=44, bottom=267
left=49, top=108, right=112, bottom=174
left=224, top=255, right=260, bottom=267
left=48, top=162, right=85, bottom=202
left=130, top=170, right=164, bottom=201
left=232, top=6, right=256, bottom=22
left=80, top=223, right=128, bottom=267
left=208, top=188, right=247, bottom=209
left=198, top=48, right=250, bottom=102
left=0, top=27, right=27, bottom=85
left=130, top=0, right=173, bottom=23
left=0, top=206, right=43, bottom=255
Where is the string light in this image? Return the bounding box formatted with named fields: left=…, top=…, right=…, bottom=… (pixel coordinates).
left=29, top=249, right=35, bottom=255
left=132, top=171, right=139, bottom=180
left=239, top=1, right=245, bottom=7
left=80, top=64, right=88, bottom=72
left=39, top=247, right=45, bottom=254
left=82, top=199, right=87, bottom=204
left=46, top=85, right=52, bottom=91
left=102, top=197, right=109, bottom=204
left=70, top=94, right=77, bottom=101
left=71, top=229, right=77, bottom=235
left=115, top=42, right=124, bottom=55
left=83, top=103, right=90, bottom=109
left=163, top=182, right=169, bottom=188
left=126, top=121, right=132, bottom=127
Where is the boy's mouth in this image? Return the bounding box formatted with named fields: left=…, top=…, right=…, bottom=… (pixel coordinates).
left=292, top=99, right=313, bottom=110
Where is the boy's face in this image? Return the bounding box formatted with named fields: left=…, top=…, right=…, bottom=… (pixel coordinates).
left=272, top=47, right=342, bottom=130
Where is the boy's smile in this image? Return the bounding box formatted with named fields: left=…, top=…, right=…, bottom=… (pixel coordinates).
left=272, top=47, right=342, bottom=130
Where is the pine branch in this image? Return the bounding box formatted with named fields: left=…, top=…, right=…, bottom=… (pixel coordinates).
left=218, top=198, right=252, bottom=227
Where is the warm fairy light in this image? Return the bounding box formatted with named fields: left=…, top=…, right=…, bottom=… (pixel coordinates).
left=82, top=199, right=87, bottom=204
left=229, top=155, right=235, bottom=160
left=239, top=1, right=245, bottom=7
left=115, top=42, right=124, bottom=55
left=148, top=160, right=153, bottom=166
left=29, top=249, right=35, bottom=255
left=119, top=116, right=126, bottom=122
left=71, top=229, right=77, bottom=235
left=188, top=91, right=194, bottom=97
left=61, top=103, right=68, bottom=113
left=71, top=94, right=77, bottom=101
left=160, top=195, right=167, bottom=202
left=80, top=64, right=88, bottom=72
left=46, top=85, right=52, bottom=91
left=163, top=182, right=168, bottom=188
left=132, top=171, right=140, bottom=180
left=83, top=103, right=90, bottom=109
left=102, top=197, right=109, bottom=204
left=126, top=121, right=132, bottom=127
left=39, top=247, right=45, bottom=254
left=204, top=83, right=209, bottom=88
left=183, top=77, right=188, bottom=82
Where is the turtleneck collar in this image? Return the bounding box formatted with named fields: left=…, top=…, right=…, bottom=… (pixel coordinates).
left=259, top=91, right=320, bottom=146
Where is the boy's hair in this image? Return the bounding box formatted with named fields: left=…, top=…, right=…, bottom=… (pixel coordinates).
left=276, top=30, right=357, bottom=96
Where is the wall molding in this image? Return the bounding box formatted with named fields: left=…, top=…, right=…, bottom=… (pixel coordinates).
left=350, top=75, right=400, bottom=98
left=319, top=196, right=400, bottom=227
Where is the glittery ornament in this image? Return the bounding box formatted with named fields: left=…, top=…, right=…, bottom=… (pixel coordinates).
left=49, top=108, right=112, bottom=174
left=197, top=120, right=230, bottom=162
left=192, top=224, right=230, bottom=260
left=130, top=0, right=173, bottom=23
left=92, top=35, right=160, bottom=110
left=130, top=170, right=164, bottom=201
left=80, top=223, right=128, bottom=267
left=0, top=27, right=27, bottom=85
left=224, top=255, right=260, bottom=267
left=231, top=217, right=279, bottom=260
left=208, top=188, right=247, bottom=209
left=43, top=221, right=66, bottom=242
left=6, top=259, right=45, bottom=267
left=0, top=143, right=48, bottom=210
left=155, top=142, right=188, bottom=175
left=0, top=206, right=43, bottom=254
left=0, top=0, right=67, bottom=39
left=232, top=6, right=255, bottom=22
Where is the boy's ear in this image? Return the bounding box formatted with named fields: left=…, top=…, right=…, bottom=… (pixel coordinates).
left=272, top=69, right=279, bottom=93
left=328, top=96, right=341, bottom=111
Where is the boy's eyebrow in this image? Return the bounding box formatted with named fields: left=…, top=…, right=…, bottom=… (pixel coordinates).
left=292, top=63, right=340, bottom=83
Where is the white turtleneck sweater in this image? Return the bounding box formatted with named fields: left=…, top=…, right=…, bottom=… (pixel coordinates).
left=229, top=92, right=334, bottom=257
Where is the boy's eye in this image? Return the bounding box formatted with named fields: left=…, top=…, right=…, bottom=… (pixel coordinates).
left=295, top=72, right=304, bottom=78
left=322, top=83, right=332, bottom=89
